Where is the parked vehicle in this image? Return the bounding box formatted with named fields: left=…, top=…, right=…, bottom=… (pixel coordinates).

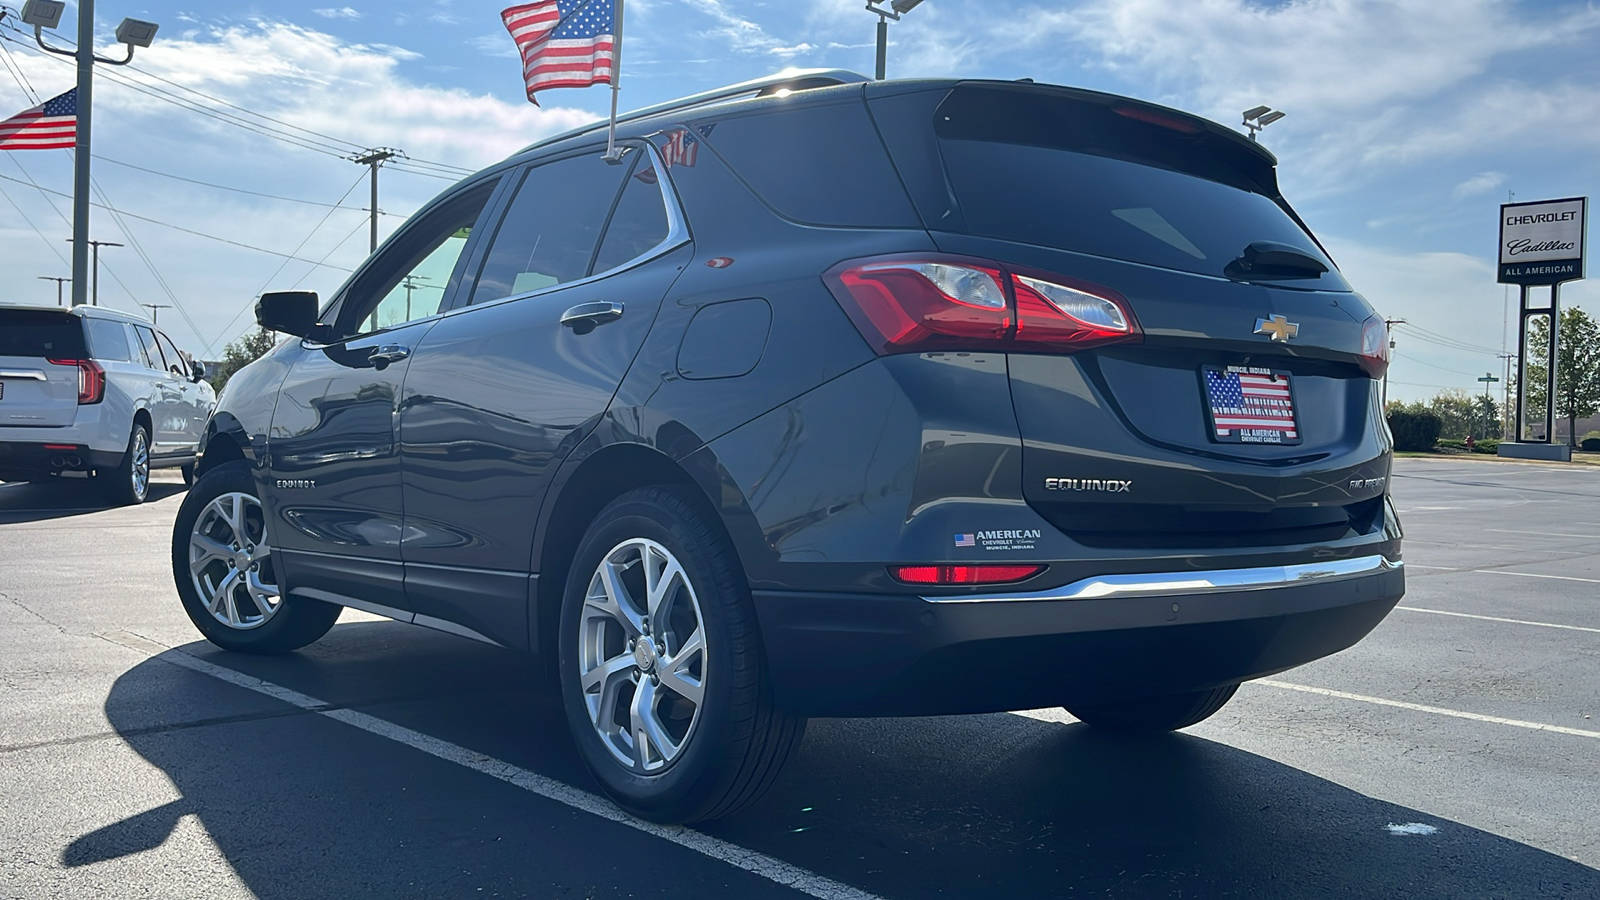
left=1, top=304, right=214, bottom=503
left=172, top=71, right=1403, bottom=823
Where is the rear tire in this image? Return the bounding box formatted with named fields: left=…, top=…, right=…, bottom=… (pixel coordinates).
left=558, top=486, right=804, bottom=824
left=171, top=460, right=339, bottom=654
left=102, top=422, right=151, bottom=506
left=1065, top=684, right=1240, bottom=733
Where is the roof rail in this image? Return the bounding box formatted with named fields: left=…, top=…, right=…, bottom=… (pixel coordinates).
left=517, top=68, right=869, bottom=155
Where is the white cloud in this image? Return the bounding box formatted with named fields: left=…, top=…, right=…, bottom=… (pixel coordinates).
left=313, top=7, right=362, bottom=19
left=1452, top=171, right=1507, bottom=200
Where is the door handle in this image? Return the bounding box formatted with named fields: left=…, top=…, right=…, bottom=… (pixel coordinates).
left=368, top=345, right=411, bottom=370
left=560, top=301, right=624, bottom=334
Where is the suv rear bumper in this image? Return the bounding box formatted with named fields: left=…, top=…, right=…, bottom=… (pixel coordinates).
left=0, top=440, right=124, bottom=479
left=752, top=557, right=1403, bottom=716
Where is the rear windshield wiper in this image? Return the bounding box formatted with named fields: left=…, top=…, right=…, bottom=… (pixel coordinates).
left=1225, top=241, right=1329, bottom=280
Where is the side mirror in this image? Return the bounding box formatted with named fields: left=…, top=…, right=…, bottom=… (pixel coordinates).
left=190, top=359, right=207, bottom=382
left=256, top=291, right=321, bottom=338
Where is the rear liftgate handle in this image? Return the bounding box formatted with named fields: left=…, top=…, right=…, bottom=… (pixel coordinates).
left=367, top=345, right=411, bottom=370
left=560, top=301, right=625, bottom=335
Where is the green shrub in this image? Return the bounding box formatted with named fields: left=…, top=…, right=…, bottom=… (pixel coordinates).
left=1473, top=438, right=1499, bottom=454
left=1581, top=431, right=1600, bottom=452
left=1387, top=409, right=1442, bottom=452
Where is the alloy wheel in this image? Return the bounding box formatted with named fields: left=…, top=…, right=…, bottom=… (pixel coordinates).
left=578, top=538, right=708, bottom=772
left=187, top=492, right=280, bottom=630
left=130, top=429, right=150, bottom=501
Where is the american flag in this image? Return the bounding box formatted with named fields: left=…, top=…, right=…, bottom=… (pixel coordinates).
left=954, top=533, right=976, bottom=547
left=663, top=128, right=699, bottom=168
left=0, top=90, right=77, bottom=151
left=502, top=0, right=615, bottom=106
left=1205, top=368, right=1299, bottom=441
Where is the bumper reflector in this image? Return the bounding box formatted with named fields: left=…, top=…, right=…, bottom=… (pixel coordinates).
left=891, top=564, right=1046, bottom=585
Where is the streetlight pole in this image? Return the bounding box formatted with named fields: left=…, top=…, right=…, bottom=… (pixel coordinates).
left=36, top=275, right=70, bottom=306
left=66, top=238, right=124, bottom=305
left=23, top=0, right=158, bottom=307
left=865, top=0, right=924, bottom=81
left=140, top=303, right=170, bottom=325
left=1477, top=372, right=1500, bottom=440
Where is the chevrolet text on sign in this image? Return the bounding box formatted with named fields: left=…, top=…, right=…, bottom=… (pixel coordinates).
left=1499, top=196, right=1587, bottom=285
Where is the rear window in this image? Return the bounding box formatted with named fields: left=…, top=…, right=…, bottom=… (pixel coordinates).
left=877, top=85, right=1346, bottom=289
left=696, top=97, right=918, bottom=228
left=84, top=318, right=132, bottom=361
left=0, top=309, right=86, bottom=357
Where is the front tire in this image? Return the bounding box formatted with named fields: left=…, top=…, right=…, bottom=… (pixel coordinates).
left=171, top=460, right=338, bottom=653
left=102, top=422, right=151, bottom=505
left=1065, top=684, right=1240, bottom=733
left=558, top=486, right=804, bottom=824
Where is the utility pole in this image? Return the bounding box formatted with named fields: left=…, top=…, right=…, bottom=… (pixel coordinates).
left=1381, top=318, right=1407, bottom=408
left=23, top=0, right=160, bottom=307
left=36, top=275, right=70, bottom=306
left=400, top=274, right=430, bottom=321
left=1497, top=352, right=1516, bottom=438
left=140, top=303, right=170, bottom=324
left=352, top=148, right=401, bottom=253
left=67, top=238, right=123, bottom=305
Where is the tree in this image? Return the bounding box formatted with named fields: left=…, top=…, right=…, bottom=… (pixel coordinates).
left=1524, top=308, right=1600, bottom=445
left=1425, top=389, right=1479, bottom=440
left=210, top=328, right=279, bottom=392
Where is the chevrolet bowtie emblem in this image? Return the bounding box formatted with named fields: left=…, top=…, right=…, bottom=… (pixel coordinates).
left=1254, top=315, right=1299, bottom=342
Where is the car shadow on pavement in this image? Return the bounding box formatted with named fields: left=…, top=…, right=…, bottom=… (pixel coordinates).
left=83, top=622, right=1600, bottom=899
left=0, top=478, right=185, bottom=521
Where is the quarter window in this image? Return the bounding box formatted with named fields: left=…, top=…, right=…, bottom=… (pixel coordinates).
left=83, top=318, right=131, bottom=361
left=469, top=150, right=633, bottom=305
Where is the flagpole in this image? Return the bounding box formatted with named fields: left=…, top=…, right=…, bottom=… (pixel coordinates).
left=603, top=0, right=624, bottom=162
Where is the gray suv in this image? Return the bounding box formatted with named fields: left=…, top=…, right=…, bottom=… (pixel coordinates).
left=172, top=71, right=1403, bottom=824
left=0, top=304, right=215, bottom=503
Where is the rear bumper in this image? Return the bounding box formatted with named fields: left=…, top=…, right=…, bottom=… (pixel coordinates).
left=753, top=557, right=1403, bottom=716
left=0, top=440, right=122, bottom=478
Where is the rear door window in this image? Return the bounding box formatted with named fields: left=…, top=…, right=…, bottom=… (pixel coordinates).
left=469, top=151, right=630, bottom=305
left=84, top=318, right=132, bottom=361
left=0, top=310, right=86, bottom=358
left=592, top=155, right=672, bottom=274
left=133, top=325, right=166, bottom=372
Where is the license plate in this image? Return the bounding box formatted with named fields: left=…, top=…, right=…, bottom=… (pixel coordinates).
left=1201, top=365, right=1300, bottom=445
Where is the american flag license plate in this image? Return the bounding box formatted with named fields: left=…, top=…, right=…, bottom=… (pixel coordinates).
left=1202, top=365, right=1300, bottom=445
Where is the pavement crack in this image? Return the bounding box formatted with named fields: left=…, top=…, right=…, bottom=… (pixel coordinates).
left=0, top=589, right=72, bottom=636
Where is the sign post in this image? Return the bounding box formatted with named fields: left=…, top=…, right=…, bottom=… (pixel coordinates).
left=1498, top=196, right=1587, bottom=461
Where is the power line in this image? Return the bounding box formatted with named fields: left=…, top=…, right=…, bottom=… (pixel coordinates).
left=1391, top=352, right=1486, bottom=378
left=0, top=171, right=358, bottom=271
left=1402, top=323, right=1502, bottom=354
left=93, top=154, right=404, bottom=214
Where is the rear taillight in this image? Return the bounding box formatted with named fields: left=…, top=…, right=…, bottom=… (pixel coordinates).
left=47, top=358, right=105, bottom=404
left=1359, top=316, right=1389, bottom=378
left=825, top=255, right=1140, bottom=355
left=890, top=564, right=1046, bottom=586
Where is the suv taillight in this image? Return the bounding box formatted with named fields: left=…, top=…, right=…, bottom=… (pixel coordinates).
left=48, top=358, right=106, bottom=404
left=1359, top=316, right=1389, bottom=378
left=824, top=255, right=1141, bottom=355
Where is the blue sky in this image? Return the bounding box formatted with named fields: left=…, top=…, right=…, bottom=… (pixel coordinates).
left=0, top=0, right=1596, bottom=403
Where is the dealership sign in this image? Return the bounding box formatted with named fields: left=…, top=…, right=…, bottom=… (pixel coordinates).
left=1499, top=197, right=1587, bottom=285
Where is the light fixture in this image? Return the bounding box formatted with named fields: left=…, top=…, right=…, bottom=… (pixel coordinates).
left=115, top=18, right=158, bottom=48
left=1242, top=105, right=1285, bottom=141
left=19, top=0, right=65, bottom=29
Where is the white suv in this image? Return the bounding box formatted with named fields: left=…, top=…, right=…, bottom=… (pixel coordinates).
left=0, top=304, right=215, bottom=504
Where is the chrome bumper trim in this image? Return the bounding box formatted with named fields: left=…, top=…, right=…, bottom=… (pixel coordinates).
left=924, top=555, right=1401, bottom=604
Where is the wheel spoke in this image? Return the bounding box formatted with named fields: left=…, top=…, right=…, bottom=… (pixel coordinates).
left=645, top=552, right=686, bottom=621
left=582, top=652, right=636, bottom=697
left=189, top=533, right=231, bottom=567
left=629, top=677, right=680, bottom=769
left=588, top=560, right=644, bottom=637
left=658, top=629, right=704, bottom=705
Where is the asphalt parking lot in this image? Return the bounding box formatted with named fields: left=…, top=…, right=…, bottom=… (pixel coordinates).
left=2, top=458, right=1598, bottom=899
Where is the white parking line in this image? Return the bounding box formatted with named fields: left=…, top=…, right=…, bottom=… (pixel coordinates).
left=96, top=631, right=883, bottom=900
left=1395, top=606, right=1600, bottom=635
left=1486, top=528, right=1600, bottom=539
left=1256, top=680, right=1600, bottom=740
left=1479, top=570, right=1600, bottom=585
